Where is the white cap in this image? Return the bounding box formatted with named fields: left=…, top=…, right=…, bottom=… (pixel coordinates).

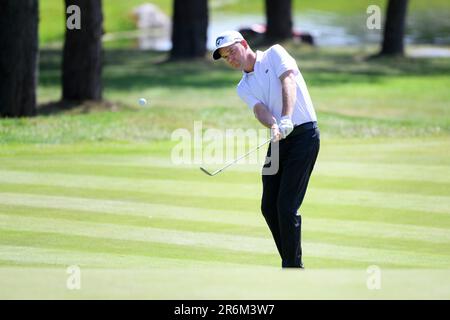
left=212, top=30, right=244, bottom=60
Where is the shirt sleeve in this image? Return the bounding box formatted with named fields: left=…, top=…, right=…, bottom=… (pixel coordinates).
left=237, top=82, right=261, bottom=111
left=268, top=44, right=299, bottom=78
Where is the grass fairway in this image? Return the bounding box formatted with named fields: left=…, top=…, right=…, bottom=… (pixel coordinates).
left=1, top=44, right=449, bottom=298
left=0, top=137, right=449, bottom=299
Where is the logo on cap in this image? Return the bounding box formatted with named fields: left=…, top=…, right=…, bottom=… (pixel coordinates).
left=216, top=36, right=225, bottom=47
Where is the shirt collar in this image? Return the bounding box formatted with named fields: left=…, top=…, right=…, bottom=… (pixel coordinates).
left=243, top=50, right=262, bottom=77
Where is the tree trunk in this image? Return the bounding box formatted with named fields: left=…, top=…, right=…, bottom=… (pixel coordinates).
left=0, top=0, right=38, bottom=117
left=380, top=0, right=409, bottom=56
left=265, top=0, right=293, bottom=43
left=170, top=0, right=208, bottom=59
left=62, top=0, right=103, bottom=101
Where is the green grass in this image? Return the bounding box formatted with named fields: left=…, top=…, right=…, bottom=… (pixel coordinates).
left=3, top=46, right=450, bottom=145
left=0, top=138, right=449, bottom=298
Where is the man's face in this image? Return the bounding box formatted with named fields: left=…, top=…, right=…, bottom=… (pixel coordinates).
left=219, top=42, right=245, bottom=70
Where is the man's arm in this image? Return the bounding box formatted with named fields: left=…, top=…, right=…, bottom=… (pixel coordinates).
left=280, top=70, right=296, bottom=118
left=251, top=70, right=297, bottom=141
left=277, top=70, right=296, bottom=138
left=253, top=71, right=296, bottom=126
left=253, top=103, right=276, bottom=128
left=253, top=103, right=281, bottom=141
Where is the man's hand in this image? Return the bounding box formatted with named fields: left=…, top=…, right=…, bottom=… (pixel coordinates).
left=271, top=123, right=282, bottom=142
left=279, top=116, right=294, bottom=139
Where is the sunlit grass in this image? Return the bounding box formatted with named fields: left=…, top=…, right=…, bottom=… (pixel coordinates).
left=1, top=45, right=448, bottom=144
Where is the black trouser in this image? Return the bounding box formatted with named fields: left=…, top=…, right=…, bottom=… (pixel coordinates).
left=261, top=122, right=320, bottom=268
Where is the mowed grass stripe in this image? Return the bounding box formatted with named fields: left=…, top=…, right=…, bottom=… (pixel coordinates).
left=304, top=203, right=450, bottom=228
left=0, top=184, right=258, bottom=212
left=1, top=168, right=449, bottom=197
left=0, top=154, right=266, bottom=171
left=0, top=244, right=272, bottom=269
left=313, top=175, right=449, bottom=196
left=314, top=161, right=450, bottom=184
left=317, top=139, right=450, bottom=165
left=1, top=157, right=450, bottom=186
left=1, top=137, right=448, bottom=168
left=2, top=203, right=450, bottom=248
left=1, top=177, right=449, bottom=214
left=1, top=138, right=446, bottom=162
left=1, top=214, right=448, bottom=267
left=0, top=230, right=276, bottom=267
left=0, top=259, right=62, bottom=268
left=1, top=207, right=447, bottom=256
left=0, top=160, right=260, bottom=184
left=0, top=169, right=261, bottom=199
left=0, top=230, right=379, bottom=269
left=305, top=218, right=450, bottom=245
left=304, top=231, right=450, bottom=256
left=0, top=193, right=262, bottom=226
left=1, top=138, right=447, bottom=166
left=0, top=213, right=277, bottom=254
left=0, top=245, right=381, bottom=270
left=1, top=190, right=449, bottom=230
left=0, top=204, right=268, bottom=238
left=310, top=189, right=450, bottom=214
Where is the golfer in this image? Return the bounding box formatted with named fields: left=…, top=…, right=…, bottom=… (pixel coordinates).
left=213, top=31, right=320, bottom=268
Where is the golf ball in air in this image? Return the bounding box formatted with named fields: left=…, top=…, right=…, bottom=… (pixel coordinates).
left=139, top=98, right=147, bottom=106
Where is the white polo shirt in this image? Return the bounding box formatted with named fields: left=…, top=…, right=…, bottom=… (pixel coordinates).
left=237, top=44, right=317, bottom=126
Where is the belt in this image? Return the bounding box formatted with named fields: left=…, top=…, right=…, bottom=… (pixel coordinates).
left=288, top=121, right=318, bottom=137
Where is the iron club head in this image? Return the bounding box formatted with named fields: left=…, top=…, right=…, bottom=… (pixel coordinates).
left=200, top=167, right=213, bottom=176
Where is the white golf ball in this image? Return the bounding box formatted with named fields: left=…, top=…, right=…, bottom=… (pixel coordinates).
left=139, top=98, right=147, bottom=106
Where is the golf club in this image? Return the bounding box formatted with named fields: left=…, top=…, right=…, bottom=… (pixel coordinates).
left=200, top=137, right=272, bottom=176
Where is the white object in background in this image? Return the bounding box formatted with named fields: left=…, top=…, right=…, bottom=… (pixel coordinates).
left=132, top=3, right=170, bottom=29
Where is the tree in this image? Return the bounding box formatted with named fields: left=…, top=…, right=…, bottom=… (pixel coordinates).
left=170, top=0, right=208, bottom=59
left=265, top=0, right=293, bottom=43
left=379, top=0, right=409, bottom=56
left=62, top=0, right=103, bottom=101
left=0, top=0, right=39, bottom=117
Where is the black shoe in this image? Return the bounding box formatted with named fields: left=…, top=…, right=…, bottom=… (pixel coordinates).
left=281, top=263, right=304, bottom=269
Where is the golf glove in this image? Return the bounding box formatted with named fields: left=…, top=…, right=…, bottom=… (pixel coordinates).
left=279, top=116, right=294, bottom=139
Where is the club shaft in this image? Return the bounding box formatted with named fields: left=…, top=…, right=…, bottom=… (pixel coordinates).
left=211, top=138, right=271, bottom=175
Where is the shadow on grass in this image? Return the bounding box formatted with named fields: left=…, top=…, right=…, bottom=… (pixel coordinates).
left=37, top=99, right=133, bottom=116
left=39, top=48, right=450, bottom=91
left=292, top=49, right=450, bottom=86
